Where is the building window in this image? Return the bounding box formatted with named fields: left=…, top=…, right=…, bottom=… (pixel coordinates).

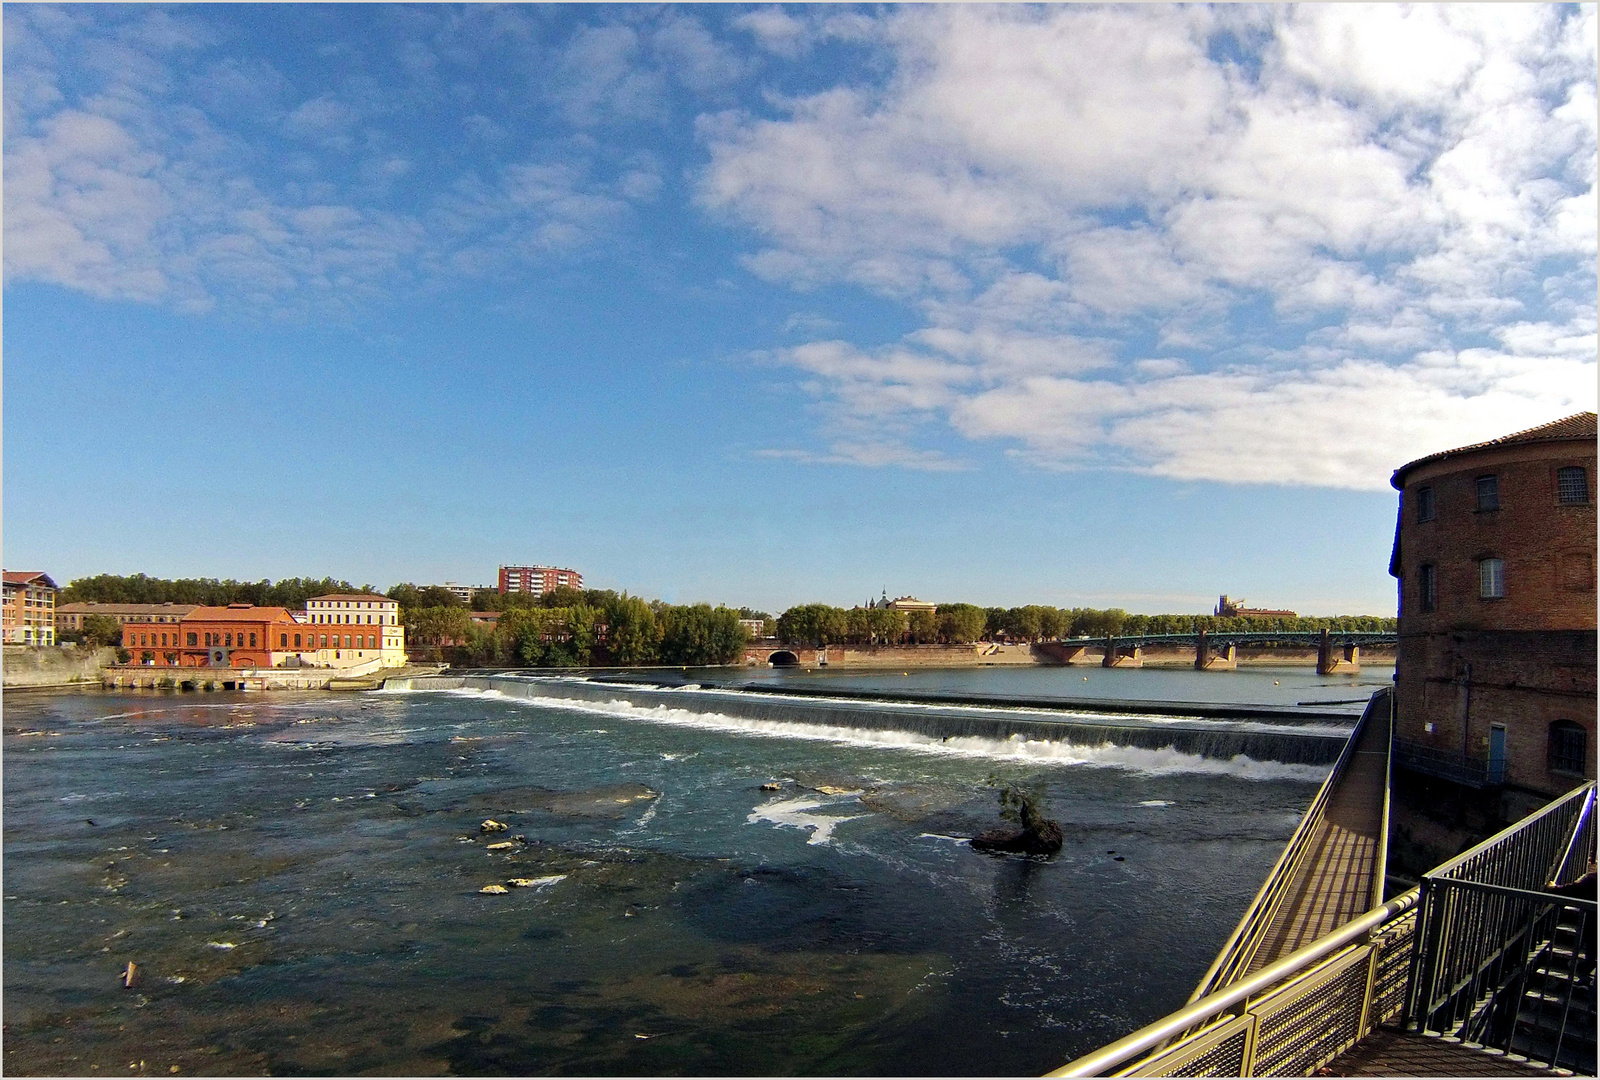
left=294, top=634, right=302, bottom=647
left=1549, top=720, right=1587, bottom=776
left=280, top=634, right=288, bottom=648
left=250, top=633, right=257, bottom=647
left=1479, top=557, right=1505, bottom=599
left=1475, top=475, right=1499, bottom=511
left=320, top=634, right=328, bottom=647
left=1415, top=485, right=1434, bottom=522
left=188, top=633, right=198, bottom=647
left=1557, top=466, right=1589, bottom=504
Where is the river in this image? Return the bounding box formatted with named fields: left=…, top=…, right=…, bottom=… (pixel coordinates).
left=1, top=670, right=1376, bottom=1075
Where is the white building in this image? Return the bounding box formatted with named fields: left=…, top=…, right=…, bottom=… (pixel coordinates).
left=303, top=593, right=406, bottom=668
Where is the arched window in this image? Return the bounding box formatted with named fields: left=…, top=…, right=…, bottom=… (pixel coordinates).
left=1549, top=720, right=1587, bottom=776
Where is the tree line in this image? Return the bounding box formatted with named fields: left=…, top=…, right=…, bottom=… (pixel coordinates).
left=774, top=603, right=1396, bottom=646
left=60, top=574, right=369, bottom=610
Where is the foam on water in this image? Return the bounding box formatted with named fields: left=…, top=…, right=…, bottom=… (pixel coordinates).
left=409, top=684, right=1327, bottom=782
left=748, top=794, right=866, bottom=845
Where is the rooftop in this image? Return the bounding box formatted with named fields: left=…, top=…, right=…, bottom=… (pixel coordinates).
left=3, top=571, right=57, bottom=588
left=1391, top=411, right=1597, bottom=488
left=308, top=593, right=394, bottom=602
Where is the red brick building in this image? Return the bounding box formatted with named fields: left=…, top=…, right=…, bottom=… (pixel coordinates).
left=122, top=605, right=301, bottom=668
left=1388, top=412, right=1596, bottom=800
left=498, top=565, right=582, bottom=596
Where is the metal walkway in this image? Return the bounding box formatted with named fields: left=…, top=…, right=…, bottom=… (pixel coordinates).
left=1186, top=689, right=1394, bottom=1002
left=1245, top=702, right=1392, bottom=972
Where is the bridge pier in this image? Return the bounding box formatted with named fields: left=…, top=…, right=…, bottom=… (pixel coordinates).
left=1193, top=631, right=1237, bottom=671
left=1101, top=640, right=1142, bottom=668
left=1317, top=630, right=1360, bottom=674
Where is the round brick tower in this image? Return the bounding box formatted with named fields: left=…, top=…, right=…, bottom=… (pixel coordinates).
left=1389, top=412, right=1596, bottom=802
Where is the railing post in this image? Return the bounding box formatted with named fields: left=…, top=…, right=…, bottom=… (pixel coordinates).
left=1405, top=876, right=1442, bottom=1030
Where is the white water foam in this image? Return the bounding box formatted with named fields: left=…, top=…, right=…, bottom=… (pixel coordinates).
left=1137, top=800, right=1175, bottom=807
left=413, top=684, right=1328, bottom=782
left=748, top=795, right=865, bottom=845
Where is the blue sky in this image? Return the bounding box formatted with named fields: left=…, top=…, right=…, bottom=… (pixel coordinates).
left=5, top=4, right=1595, bottom=615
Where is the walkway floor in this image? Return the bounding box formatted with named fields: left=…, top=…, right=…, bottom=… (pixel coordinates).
left=1320, top=1026, right=1556, bottom=1076
left=1246, top=702, right=1393, bottom=974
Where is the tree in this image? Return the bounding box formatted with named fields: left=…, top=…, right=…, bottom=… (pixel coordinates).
left=603, top=595, right=660, bottom=666
left=777, top=604, right=848, bottom=646
left=540, top=586, right=586, bottom=609
left=78, top=615, right=124, bottom=647
left=936, top=604, right=986, bottom=644
left=659, top=605, right=747, bottom=665
left=906, top=609, right=938, bottom=643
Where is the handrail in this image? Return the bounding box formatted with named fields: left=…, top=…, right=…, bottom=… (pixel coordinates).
left=1186, top=688, right=1386, bottom=1002
left=1423, top=876, right=1597, bottom=908
left=1428, top=782, right=1594, bottom=880
left=1371, top=686, right=1394, bottom=911
left=1553, top=785, right=1595, bottom=884
left=1050, top=889, right=1419, bottom=1077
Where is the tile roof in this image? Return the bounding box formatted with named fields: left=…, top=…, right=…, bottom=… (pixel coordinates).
left=57, top=602, right=199, bottom=614
left=177, top=605, right=298, bottom=622
left=3, top=571, right=57, bottom=588
left=308, top=593, right=394, bottom=602
left=1391, top=412, right=1597, bottom=488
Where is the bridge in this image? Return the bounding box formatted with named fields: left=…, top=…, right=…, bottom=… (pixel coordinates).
left=1043, top=628, right=1396, bottom=674
left=1053, top=688, right=1596, bottom=1078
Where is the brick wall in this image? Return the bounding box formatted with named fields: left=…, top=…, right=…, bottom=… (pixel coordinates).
left=1392, top=436, right=1596, bottom=798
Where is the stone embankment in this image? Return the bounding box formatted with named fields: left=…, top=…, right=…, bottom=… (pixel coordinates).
left=742, top=642, right=1395, bottom=669
left=3, top=644, right=118, bottom=689
left=101, top=661, right=447, bottom=692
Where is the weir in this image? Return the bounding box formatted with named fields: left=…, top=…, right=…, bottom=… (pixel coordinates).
left=389, top=674, right=1353, bottom=767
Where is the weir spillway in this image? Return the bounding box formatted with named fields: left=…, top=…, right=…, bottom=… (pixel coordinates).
left=388, top=674, right=1355, bottom=768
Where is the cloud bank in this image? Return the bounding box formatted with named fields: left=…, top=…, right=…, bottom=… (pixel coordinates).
left=702, top=5, right=1597, bottom=488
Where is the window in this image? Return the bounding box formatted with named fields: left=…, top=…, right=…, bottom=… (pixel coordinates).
left=294, top=633, right=302, bottom=647
left=225, top=633, right=233, bottom=647
left=320, top=634, right=328, bottom=647
left=188, top=633, right=198, bottom=647
left=1479, top=557, right=1505, bottom=599
left=204, top=633, right=212, bottom=647
left=1476, top=475, right=1500, bottom=511
left=1557, top=466, right=1589, bottom=504
left=249, top=633, right=257, bottom=647
left=1416, top=485, right=1435, bottom=522
left=1549, top=720, right=1587, bottom=776
left=280, top=634, right=288, bottom=648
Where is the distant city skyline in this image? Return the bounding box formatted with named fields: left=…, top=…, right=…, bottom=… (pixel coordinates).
left=5, top=6, right=1594, bottom=616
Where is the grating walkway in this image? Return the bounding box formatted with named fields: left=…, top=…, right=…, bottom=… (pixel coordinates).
left=1319, top=1026, right=1557, bottom=1076
left=1246, top=704, right=1393, bottom=974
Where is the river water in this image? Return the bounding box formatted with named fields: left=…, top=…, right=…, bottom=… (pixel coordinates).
left=2, top=671, right=1375, bottom=1075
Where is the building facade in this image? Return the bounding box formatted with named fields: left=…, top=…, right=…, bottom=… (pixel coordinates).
left=3, top=572, right=58, bottom=645
left=1388, top=412, right=1596, bottom=800
left=1215, top=595, right=1297, bottom=619
left=56, top=602, right=198, bottom=633
left=122, top=596, right=406, bottom=669
left=498, top=565, right=583, bottom=596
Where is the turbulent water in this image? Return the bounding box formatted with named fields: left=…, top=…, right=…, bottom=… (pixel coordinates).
left=4, top=682, right=1333, bottom=1075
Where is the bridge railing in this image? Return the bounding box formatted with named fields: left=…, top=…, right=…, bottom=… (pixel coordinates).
left=1183, top=688, right=1390, bottom=1004
left=1406, top=782, right=1595, bottom=1070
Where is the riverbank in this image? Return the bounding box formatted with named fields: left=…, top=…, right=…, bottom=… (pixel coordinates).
left=2, top=644, right=117, bottom=689
left=739, top=642, right=1396, bottom=669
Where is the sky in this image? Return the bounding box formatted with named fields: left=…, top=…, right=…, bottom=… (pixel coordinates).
left=4, top=3, right=1595, bottom=616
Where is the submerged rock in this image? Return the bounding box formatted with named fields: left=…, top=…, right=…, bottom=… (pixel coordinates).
left=485, top=841, right=516, bottom=851
left=760, top=782, right=783, bottom=792
left=480, top=819, right=508, bottom=833
left=478, top=884, right=509, bottom=894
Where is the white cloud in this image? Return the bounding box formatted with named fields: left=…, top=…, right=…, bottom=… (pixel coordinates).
left=701, top=4, right=1597, bottom=488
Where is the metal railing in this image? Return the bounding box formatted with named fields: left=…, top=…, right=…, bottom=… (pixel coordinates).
left=1186, top=689, right=1390, bottom=1003
left=1407, top=782, right=1596, bottom=1072
left=1053, top=780, right=1594, bottom=1077
left=1391, top=738, right=1493, bottom=789
left=1050, top=891, right=1419, bottom=1077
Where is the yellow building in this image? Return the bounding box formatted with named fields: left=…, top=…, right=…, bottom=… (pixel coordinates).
left=3, top=572, right=58, bottom=645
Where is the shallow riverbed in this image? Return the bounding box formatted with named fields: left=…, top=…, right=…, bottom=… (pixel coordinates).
left=4, top=686, right=1324, bottom=1075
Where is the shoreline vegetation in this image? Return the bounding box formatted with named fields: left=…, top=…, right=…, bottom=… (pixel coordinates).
left=59, top=574, right=1397, bottom=671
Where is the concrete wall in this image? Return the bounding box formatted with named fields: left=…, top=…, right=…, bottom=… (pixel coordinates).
left=3, top=644, right=118, bottom=688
